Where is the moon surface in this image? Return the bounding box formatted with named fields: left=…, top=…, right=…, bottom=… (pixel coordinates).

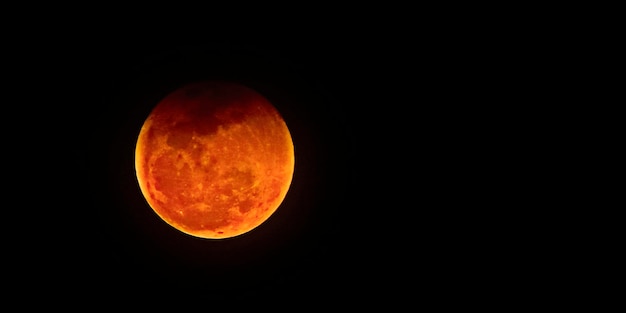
left=135, top=81, right=295, bottom=239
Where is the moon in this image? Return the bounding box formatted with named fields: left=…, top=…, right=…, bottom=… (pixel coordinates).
left=134, top=80, right=295, bottom=239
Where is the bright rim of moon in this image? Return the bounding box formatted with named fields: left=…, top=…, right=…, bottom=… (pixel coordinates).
left=134, top=81, right=295, bottom=239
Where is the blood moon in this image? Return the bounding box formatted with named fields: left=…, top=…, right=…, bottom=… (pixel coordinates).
left=134, top=81, right=295, bottom=239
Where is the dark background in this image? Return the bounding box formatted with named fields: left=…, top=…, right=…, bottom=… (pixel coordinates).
left=9, top=30, right=548, bottom=308
left=8, top=11, right=579, bottom=307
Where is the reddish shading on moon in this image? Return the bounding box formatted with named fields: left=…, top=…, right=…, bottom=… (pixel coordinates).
left=135, top=81, right=295, bottom=239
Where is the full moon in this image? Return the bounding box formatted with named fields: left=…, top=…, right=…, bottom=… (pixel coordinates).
left=134, top=81, right=295, bottom=239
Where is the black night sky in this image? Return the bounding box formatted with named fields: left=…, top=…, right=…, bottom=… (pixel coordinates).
left=13, top=13, right=555, bottom=308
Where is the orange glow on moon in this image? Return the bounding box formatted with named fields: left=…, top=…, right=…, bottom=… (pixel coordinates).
left=134, top=81, right=295, bottom=239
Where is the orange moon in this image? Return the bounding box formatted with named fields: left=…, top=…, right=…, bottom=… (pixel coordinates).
left=134, top=81, right=295, bottom=239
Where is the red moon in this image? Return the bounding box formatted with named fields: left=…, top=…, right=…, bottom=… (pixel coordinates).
left=134, top=81, right=295, bottom=239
